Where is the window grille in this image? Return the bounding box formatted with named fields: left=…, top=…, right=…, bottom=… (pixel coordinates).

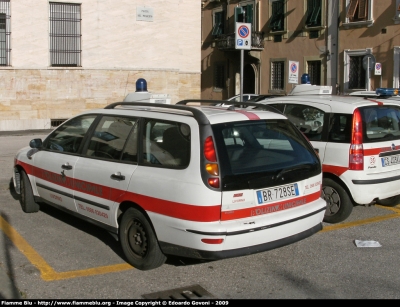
left=349, top=55, right=366, bottom=89
left=271, top=61, right=284, bottom=90
left=49, top=2, right=81, bottom=67
left=0, top=0, right=10, bottom=66
left=214, top=63, right=225, bottom=89
left=307, top=61, right=321, bottom=85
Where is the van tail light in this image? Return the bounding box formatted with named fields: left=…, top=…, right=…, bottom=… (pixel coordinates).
left=349, top=109, right=364, bottom=170
left=204, top=136, right=220, bottom=189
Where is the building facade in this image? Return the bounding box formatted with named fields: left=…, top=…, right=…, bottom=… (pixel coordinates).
left=0, top=0, right=201, bottom=131
left=201, top=0, right=400, bottom=99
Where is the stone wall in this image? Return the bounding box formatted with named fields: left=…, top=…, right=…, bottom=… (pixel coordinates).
left=0, top=69, right=200, bottom=131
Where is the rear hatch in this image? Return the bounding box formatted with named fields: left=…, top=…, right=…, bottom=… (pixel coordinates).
left=212, top=119, right=322, bottom=222
left=361, top=104, right=400, bottom=174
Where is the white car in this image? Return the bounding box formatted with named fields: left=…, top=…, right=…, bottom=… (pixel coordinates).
left=227, top=94, right=259, bottom=102
left=13, top=100, right=325, bottom=270
left=257, top=83, right=400, bottom=223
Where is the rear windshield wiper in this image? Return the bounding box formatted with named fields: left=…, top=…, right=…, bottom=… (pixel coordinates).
left=275, top=164, right=314, bottom=181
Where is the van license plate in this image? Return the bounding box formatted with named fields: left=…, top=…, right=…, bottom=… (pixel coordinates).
left=381, top=155, right=400, bottom=167
left=256, top=183, right=299, bottom=204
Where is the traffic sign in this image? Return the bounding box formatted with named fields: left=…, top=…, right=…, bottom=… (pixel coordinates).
left=235, top=23, right=251, bottom=50
left=363, top=54, right=376, bottom=71
left=288, top=61, right=299, bottom=84
left=375, top=63, right=382, bottom=75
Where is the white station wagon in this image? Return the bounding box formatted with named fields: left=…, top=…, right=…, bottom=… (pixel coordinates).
left=13, top=100, right=326, bottom=270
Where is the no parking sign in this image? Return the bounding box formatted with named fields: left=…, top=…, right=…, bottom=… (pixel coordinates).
left=288, top=61, right=299, bottom=84
left=375, top=63, right=382, bottom=75
left=235, top=23, right=252, bottom=50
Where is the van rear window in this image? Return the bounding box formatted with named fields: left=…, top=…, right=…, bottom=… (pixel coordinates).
left=361, top=106, right=400, bottom=143
left=212, top=119, right=321, bottom=190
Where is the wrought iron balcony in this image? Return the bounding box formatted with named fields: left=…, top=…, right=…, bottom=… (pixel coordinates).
left=214, top=31, right=264, bottom=51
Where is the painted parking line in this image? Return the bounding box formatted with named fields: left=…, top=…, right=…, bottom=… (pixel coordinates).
left=321, top=205, right=400, bottom=233
left=1, top=205, right=400, bottom=281
left=0, top=215, right=133, bottom=281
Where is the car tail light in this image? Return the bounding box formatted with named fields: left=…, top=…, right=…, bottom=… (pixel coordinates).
left=204, top=136, right=217, bottom=162
left=204, top=136, right=220, bottom=188
left=201, top=238, right=224, bottom=244
left=349, top=109, right=364, bottom=170
left=206, top=163, right=219, bottom=176
left=208, top=178, right=220, bottom=188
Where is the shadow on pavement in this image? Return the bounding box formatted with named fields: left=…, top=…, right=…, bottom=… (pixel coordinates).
left=0, top=212, right=22, bottom=299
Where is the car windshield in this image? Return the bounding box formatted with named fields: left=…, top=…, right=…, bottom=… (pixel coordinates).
left=212, top=119, right=321, bottom=190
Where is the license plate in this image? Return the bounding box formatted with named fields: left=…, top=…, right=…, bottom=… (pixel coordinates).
left=256, top=183, right=299, bottom=205
left=381, top=155, right=400, bottom=167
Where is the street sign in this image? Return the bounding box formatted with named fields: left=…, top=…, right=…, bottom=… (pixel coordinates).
left=235, top=23, right=252, bottom=50
left=136, top=6, right=154, bottom=22
left=363, top=54, right=376, bottom=71
left=288, top=61, right=299, bottom=84
left=375, top=63, right=382, bottom=75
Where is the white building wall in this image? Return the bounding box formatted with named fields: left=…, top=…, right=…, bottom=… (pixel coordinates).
left=0, top=0, right=201, bottom=131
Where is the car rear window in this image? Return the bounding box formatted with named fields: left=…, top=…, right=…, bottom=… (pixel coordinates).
left=361, top=106, right=400, bottom=143
left=212, top=119, right=321, bottom=190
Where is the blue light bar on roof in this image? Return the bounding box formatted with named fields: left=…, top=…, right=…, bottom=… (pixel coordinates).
left=376, top=88, right=400, bottom=96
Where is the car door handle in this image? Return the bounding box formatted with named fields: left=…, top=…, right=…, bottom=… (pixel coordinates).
left=111, top=172, right=125, bottom=181
left=62, top=163, right=73, bottom=170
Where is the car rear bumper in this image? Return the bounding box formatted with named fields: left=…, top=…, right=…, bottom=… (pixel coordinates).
left=159, top=222, right=323, bottom=260
left=347, top=173, right=400, bottom=204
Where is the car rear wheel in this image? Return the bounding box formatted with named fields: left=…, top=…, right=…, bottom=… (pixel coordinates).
left=20, top=170, right=40, bottom=213
left=376, top=195, right=400, bottom=207
left=322, top=178, right=353, bottom=224
left=119, top=207, right=166, bottom=270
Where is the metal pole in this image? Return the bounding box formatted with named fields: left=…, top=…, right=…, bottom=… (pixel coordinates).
left=367, top=58, right=370, bottom=91
left=240, top=49, right=244, bottom=102
left=365, top=58, right=369, bottom=91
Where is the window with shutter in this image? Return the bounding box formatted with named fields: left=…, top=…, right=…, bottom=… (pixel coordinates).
left=306, top=0, right=321, bottom=27
left=346, top=0, right=369, bottom=22
left=270, top=0, right=284, bottom=31
left=212, top=11, right=224, bottom=36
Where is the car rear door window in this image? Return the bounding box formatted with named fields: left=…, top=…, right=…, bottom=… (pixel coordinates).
left=283, top=104, right=325, bottom=141
left=142, top=119, right=191, bottom=168
left=328, top=113, right=352, bottom=143
left=84, top=116, right=138, bottom=161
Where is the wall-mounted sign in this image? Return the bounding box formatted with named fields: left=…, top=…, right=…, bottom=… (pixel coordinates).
left=375, top=63, right=382, bottom=75
left=288, top=61, right=299, bottom=84
left=137, top=7, right=154, bottom=22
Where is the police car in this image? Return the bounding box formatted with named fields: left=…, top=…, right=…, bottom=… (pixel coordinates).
left=13, top=84, right=326, bottom=270
left=256, top=75, right=400, bottom=223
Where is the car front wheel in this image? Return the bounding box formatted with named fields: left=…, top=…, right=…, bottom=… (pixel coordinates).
left=20, top=170, right=40, bottom=213
left=119, top=207, right=166, bottom=270
left=322, top=178, right=353, bottom=224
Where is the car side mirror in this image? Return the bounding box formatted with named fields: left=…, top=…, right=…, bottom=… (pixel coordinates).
left=29, top=138, right=43, bottom=149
